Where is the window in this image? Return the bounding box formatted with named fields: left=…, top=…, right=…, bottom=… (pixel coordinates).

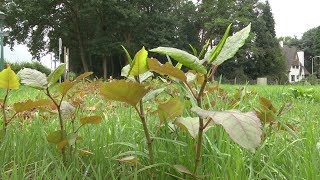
left=296, top=75, right=299, bottom=80
left=291, top=75, right=295, bottom=82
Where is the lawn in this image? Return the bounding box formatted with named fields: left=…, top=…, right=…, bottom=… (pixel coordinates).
left=0, top=83, right=319, bottom=179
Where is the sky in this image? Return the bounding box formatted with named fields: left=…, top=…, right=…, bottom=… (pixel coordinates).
left=3, top=0, right=320, bottom=68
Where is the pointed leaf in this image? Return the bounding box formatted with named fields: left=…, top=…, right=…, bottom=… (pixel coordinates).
left=192, top=107, right=262, bottom=151
left=277, top=102, right=293, bottom=116
left=0, top=66, right=20, bottom=89
left=259, top=96, right=277, bottom=113
left=58, top=81, right=75, bottom=95
left=189, top=44, right=198, bottom=56
left=17, top=68, right=47, bottom=88
left=121, top=45, right=133, bottom=65
left=47, top=64, right=66, bottom=86
left=148, top=58, right=187, bottom=82
left=118, top=156, right=140, bottom=165
left=80, top=116, right=102, bottom=125
left=213, top=23, right=251, bottom=65
left=128, top=47, right=148, bottom=76
left=100, top=80, right=149, bottom=106
left=198, top=40, right=211, bottom=59
left=150, top=47, right=207, bottom=74
left=47, top=130, right=66, bottom=144
left=74, top=72, right=93, bottom=82
left=142, top=88, right=165, bottom=102
left=256, top=109, right=276, bottom=124
left=173, top=164, right=193, bottom=176
left=13, top=99, right=52, bottom=113
left=205, top=24, right=232, bottom=62
left=158, top=98, right=184, bottom=121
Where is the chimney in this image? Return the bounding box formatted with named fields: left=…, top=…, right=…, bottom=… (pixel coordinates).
left=297, top=51, right=304, bottom=66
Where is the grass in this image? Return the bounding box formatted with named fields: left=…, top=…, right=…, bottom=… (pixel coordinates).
left=0, top=84, right=320, bottom=179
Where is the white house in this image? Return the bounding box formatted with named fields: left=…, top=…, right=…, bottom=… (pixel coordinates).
left=281, top=43, right=309, bottom=83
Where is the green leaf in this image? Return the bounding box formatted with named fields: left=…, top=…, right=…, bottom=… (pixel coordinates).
left=100, top=80, right=149, bottom=106
left=121, top=45, right=133, bottom=65
left=17, top=68, right=47, bottom=88
left=58, top=81, right=75, bottom=96
left=142, top=88, right=165, bottom=102
left=47, top=130, right=66, bottom=144
left=67, top=133, right=78, bottom=146
left=74, top=72, right=93, bottom=82
left=0, top=66, right=20, bottom=89
left=175, top=117, right=214, bottom=139
left=198, top=40, right=211, bottom=59
left=58, top=72, right=93, bottom=95
left=121, top=64, right=130, bottom=77
left=117, top=156, right=140, bottom=165
left=80, top=116, right=102, bottom=125
left=13, top=99, right=52, bottom=113
left=205, top=24, right=232, bottom=62
left=189, top=44, right=198, bottom=56
left=192, top=106, right=261, bottom=151
left=158, top=98, right=184, bottom=122
left=173, top=164, right=193, bottom=176
left=259, top=96, right=277, bottom=113
left=128, top=47, right=149, bottom=76
left=150, top=47, right=207, bottom=74
left=47, top=64, right=66, bottom=86
left=213, top=23, right=251, bottom=65
left=148, top=58, right=187, bottom=82
left=121, top=64, right=153, bottom=82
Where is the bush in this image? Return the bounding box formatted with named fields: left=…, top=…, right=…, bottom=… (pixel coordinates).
left=8, top=61, right=51, bottom=76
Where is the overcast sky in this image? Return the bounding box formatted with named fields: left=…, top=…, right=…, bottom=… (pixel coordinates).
left=4, top=0, right=320, bottom=68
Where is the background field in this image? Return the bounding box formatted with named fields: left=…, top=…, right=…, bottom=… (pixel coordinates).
left=0, top=84, right=319, bottom=179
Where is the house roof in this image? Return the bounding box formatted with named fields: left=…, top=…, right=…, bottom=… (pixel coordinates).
left=282, top=45, right=299, bottom=69
left=281, top=45, right=310, bottom=75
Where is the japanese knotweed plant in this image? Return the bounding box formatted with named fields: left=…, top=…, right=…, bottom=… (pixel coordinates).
left=0, top=65, right=20, bottom=142
left=18, top=64, right=102, bottom=161
left=149, top=23, right=262, bottom=175
left=100, top=47, right=159, bottom=166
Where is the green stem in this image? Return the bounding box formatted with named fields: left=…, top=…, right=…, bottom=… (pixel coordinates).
left=46, top=88, right=66, bottom=162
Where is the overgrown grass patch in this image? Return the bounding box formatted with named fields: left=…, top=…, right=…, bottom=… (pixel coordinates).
left=1, top=84, right=319, bottom=179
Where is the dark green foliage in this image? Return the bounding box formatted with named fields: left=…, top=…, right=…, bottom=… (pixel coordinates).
left=8, top=61, right=51, bottom=76
left=3, top=0, right=287, bottom=82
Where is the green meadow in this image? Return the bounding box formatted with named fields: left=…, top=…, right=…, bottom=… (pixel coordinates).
left=0, top=84, right=319, bottom=179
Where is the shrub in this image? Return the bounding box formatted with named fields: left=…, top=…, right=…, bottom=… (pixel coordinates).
left=8, top=61, right=51, bottom=76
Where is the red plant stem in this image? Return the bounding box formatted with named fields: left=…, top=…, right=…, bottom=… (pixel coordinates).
left=194, top=65, right=218, bottom=174
left=2, top=89, right=10, bottom=133
left=135, top=102, right=154, bottom=165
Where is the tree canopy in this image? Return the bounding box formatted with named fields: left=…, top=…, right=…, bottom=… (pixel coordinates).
left=2, top=0, right=285, bottom=82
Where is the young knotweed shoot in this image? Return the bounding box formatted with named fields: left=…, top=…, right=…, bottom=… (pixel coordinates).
left=150, top=23, right=262, bottom=175
left=0, top=65, right=20, bottom=142
left=100, top=47, right=156, bottom=166
left=18, top=64, right=101, bottom=161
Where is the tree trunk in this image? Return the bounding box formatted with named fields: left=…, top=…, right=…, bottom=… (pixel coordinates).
left=111, top=56, right=114, bottom=77
left=103, top=55, right=107, bottom=79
